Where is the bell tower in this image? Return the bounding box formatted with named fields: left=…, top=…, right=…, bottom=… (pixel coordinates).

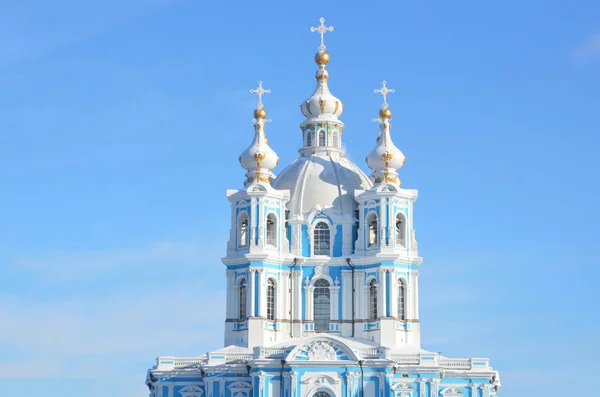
left=351, top=82, right=422, bottom=347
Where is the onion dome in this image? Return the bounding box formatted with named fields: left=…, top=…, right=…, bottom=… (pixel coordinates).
left=239, top=81, right=280, bottom=185
left=366, top=81, right=406, bottom=186
left=298, top=17, right=345, bottom=157
left=300, top=54, right=344, bottom=120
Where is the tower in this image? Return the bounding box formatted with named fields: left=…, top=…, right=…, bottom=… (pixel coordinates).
left=146, top=17, right=501, bottom=397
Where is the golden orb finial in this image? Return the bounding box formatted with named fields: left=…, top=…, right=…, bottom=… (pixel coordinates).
left=315, top=51, right=330, bottom=65
left=254, top=108, right=267, bottom=119
left=379, top=107, right=392, bottom=119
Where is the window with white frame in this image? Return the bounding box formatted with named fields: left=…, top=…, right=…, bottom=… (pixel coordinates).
left=239, top=278, right=247, bottom=320
left=266, top=213, right=277, bottom=247
left=396, top=213, right=406, bottom=246
left=367, top=212, right=378, bottom=247
left=313, top=391, right=333, bottom=397
left=314, top=279, right=331, bottom=332
left=266, top=278, right=275, bottom=321
left=313, top=222, right=330, bottom=256
left=332, top=131, right=339, bottom=148
left=397, top=279, right=406, bottom=320
left=318, top=130, right=326, bottom=146
left=369, top=279, right=378, bottom=321
left=306, top=130, right=313, bottom=147
left=239, top=213, right=249, bottom=247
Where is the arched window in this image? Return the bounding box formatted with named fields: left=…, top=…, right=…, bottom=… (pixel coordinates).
left=306, top=130, right=313, bottom=147
left=369, top=279, right=378, bottom=321
left=396, top=213, right=406, bottom=246
left=239, top=278, right=247, bottom=320
left=397, top=279, right=406, bottom=320
left=314, top=279, right=331, bottom=332
left=313, top=391, right=333, bottom=397
left=266, top=213, right=277, bottom=247
left=332, top=131, right=339, bottom=148
left=313, top=222, right=330, bottom=256
left=318, top=130, right=326, bottom=146
left=238, top=213, right=249, bottom=247
left=367, top=212, right=378, bottom=247
left=266, top=278, right=275, bottom=321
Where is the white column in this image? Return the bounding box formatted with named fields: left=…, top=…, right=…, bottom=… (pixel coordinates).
left=249, top=269, right=256, bottom=317
left=389, top=269, right=398, bottom=318
left=258, top=269, right=266, bottom=317
left=250, top=199, right=256, bottom=246
left=341, top=270, right=352, bottom=320
left=330, top=286, right=340, bottom=321
left=379, top=199, right=386, bottom=248
left=226, top=271, right=234, bottom=319
left=304, top=285, right=314, bottom=322
left=355, top=271, right=364, bottom=320
left=378, top=269, right=387, bottom=318
left=293, top=271, right=302, bottom=320
left=257, top=198, right=265, bottom=247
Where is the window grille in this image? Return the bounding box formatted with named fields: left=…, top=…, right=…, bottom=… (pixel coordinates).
left=318, top=130, right=326, bottom=146
left=313, top=222, right=330, bottom=255
left=369, top=279, right=378, bottom=321
left=397, top=279, right=406, bottom=320
left=314, top=279, right=330, bottom=332
left=266, top=278, right=275, bottom=321
left=239, top=279, right=247, bottom=320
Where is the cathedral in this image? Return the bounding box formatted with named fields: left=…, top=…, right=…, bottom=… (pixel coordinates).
left=145, top=18, right=501, bottom=397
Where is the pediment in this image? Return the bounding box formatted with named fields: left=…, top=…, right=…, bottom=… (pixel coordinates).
left=287, top=337, right=358, bottom=362
left=441, top=387, right=464, bottom=396
left=179, top=385, right=204, bottom=397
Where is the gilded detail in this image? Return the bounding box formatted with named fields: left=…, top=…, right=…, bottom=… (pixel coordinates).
left=382, top=152, right=394, bottom=166
left=319, top=98, right=326, bottom=113
left=306, top=100, right=313, bottom=115
left=334, top=100, right=339, bottom=114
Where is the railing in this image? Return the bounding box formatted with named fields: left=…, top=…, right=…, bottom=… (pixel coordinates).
left=439, top=358, right=471, bottom=369
left=222, top=353, right=253, bottom=362
left=391, top=354, right=420, bottom=365
left=174, top=358, right=206, bottom=368
left=358, top=348, right=380, bottom=359
left=263, top=348, right=286, bottom=358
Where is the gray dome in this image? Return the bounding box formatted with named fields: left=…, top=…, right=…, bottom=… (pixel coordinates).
left=272, top=154, right=372, bottom=218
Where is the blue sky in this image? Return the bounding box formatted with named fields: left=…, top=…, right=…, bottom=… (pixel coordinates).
left=0, top=0, right=599, bottom=395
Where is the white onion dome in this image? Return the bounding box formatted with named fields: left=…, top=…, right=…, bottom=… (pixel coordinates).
left=366, top=106, right=406, bottom=186
left=300, top=51, right=344, bottom=120
left=239, top=106, right=280, bottom=185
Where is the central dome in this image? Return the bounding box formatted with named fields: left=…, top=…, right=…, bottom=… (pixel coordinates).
left=272, top=154, right=372, bottom=218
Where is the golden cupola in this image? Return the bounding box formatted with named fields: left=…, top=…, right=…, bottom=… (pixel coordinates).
left=239, top=81, right=280, bottom=185
left=366, top=81, right=406, bottom=185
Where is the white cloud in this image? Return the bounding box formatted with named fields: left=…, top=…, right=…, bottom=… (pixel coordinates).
left=575, top=34, right=600, bottom=60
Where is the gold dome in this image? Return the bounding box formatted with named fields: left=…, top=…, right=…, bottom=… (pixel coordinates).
left=315, top=51, right=330, bottom=65
left=254, top=108, right=267, bottom=119
left=379, top=107, right=392, bottom=119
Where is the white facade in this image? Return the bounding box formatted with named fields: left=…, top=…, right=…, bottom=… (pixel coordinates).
left=146, top=17, right=501, bottom=397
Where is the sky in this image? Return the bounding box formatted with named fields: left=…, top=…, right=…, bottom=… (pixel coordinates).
left=0, top=0, right=599, bottom=395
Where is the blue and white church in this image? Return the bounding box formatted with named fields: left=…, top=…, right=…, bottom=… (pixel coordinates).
left=146, top=17, right=501, bottom=397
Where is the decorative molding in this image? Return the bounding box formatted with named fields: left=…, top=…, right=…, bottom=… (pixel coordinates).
left=179, top=385, right=204, bottom=397
left=440, top=387, right=464, bottom=397
left=307, top=341, right=337, bottom=360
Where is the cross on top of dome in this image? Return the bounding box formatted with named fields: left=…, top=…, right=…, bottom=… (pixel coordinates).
left=310, top=17, right=334, bottom=52
left=374, top=80, right=395, bottom=109
left=250, top=81, right=271, bottom=110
